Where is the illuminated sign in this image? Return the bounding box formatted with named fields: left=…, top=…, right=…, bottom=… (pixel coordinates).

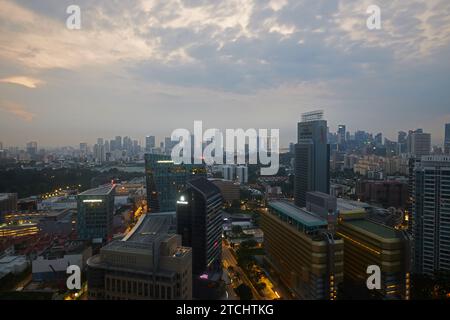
left=82, top=199, right=103, bottom=203
left=176, top=195, right=188, bottom=205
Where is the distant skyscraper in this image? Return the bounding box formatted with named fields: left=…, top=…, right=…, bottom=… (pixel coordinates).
left=144, top=154, right=206, bottom=213
left=408, top=131, right=431, bottom=156
left=445, top=123, right=450, bottom=155
left=145, top=136, right=156, bottom=152
left=222, top=165, right=235, bottom=181
left=77, top=185, right=115, bottom=241
left=164, top=137, right=177, bottom=155
left=176, top=178, right=222, bottom=276
left=115, top=136, right=122, bottom=150
left=375, top=133, right=383, bottom=146
left=337, top=125, right=346, bottom=145
left=94, top=138, right=105, bottom=163
left=398, top=131, right=407, bottom=154
left=412, top=155, right=450, bottom=274
left=235, top=165, right=248, bottom=184
left=80, top=142, right=87, bottom=152
left=294, top=111, right=330, bottom=207
left=26, top=141, right=37, bottom=157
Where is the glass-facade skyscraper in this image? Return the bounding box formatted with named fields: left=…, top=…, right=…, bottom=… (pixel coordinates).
left=144, top=154, right=206, bottom=213
left=77, top=185, right=115, bottom=241
left=445, top=123, right=450, bottom=155
left=294, top=112, right=330, bottom=207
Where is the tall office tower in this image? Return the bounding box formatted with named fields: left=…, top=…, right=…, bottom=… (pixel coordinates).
left=115, top=136, right=122, bottom=150
left=77, top=185, right=115, bottom=241
left=222, top=165, right=235, bottom=181
left=145, top=136, right=156, bottom=152
left=176, top=178, right=222, bottom=275
left=235, top=165, right=248, bottom=184
left=337, top=125, right=346, bottom=145
left=409, top=131, right=431, bottom=157
left=261, top=200, right=343, bottom=300
left=398, top=131, right=407, bottom=154
left=412, top=155, right=450, bottom=274
left=87, top=213, right=192, bottom=300
left=145, top=154, right=206, bottom=213
left=294, top=111, right=330, bottom=207
left=176, top=178, right=223, bottom=298
left=336, top=198, right=412, bottom=300
left=445, top=123, right=450, bottom=155
left=26, top=141, right=38, bottom=157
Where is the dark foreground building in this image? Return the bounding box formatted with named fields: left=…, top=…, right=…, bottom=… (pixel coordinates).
left=176, top=177, right=223, bottom=299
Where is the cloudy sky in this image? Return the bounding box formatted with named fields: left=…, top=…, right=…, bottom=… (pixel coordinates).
left=0, top=0, right=449, bottom=148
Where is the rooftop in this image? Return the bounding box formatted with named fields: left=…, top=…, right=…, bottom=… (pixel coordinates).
left=345, top=219, right=398, bottom=239
left=78, top=185, right=115, bottom=196
left=122, top=212, right=176, bottom=243
left=337, top=198, right=370, bottom=213
left=188, top=177, right=221, bottom=199
left=268, top=200, right=327, bottom=227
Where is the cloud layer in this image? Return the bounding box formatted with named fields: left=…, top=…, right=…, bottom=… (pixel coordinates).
left=0, top=0, right=449, bottom=146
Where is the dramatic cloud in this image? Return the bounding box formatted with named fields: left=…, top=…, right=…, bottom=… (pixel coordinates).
left=0, top=0, right=449, bottom=146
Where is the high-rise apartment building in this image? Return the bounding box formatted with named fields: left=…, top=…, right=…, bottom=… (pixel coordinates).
left=412, top=155, right=450, bottom=274
left=77, top=185, right=115, bottom=241
left=144, top=154, right=206, bottom=213
left=87, top=212, right=192, bottom=300
left=261, top=200, right=343, bottom=300
left=294, top=111, right=330, bottom=207
left=176, top=178, right=222, bottom=276
left=445, top=123, right=450, bottom=155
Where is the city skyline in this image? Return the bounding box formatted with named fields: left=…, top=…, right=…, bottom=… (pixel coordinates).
left=1, top=0, right=450, bottom=147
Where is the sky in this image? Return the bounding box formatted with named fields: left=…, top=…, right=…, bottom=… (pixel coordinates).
left=0, top=0, right=450, bottom=148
